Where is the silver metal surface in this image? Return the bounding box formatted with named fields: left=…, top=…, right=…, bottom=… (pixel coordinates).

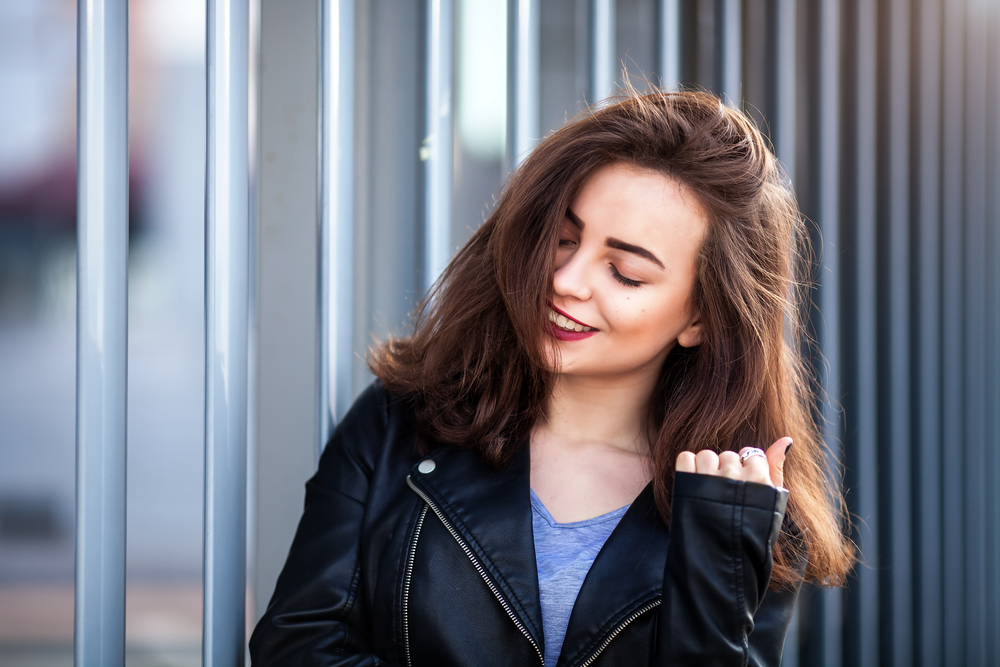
left=75, top=0, right=129, bottom=664
left=589, top=0, right=615, bottom=103
left=204, top=0, right=250, bottom=664
left=961, top=1, right=989, bottom=661
left=940, top=0, right=966, bottom=661
left=913, top=3, right=943, bottom=662
left=422, top=0, right=454, bottom=292
left=506, top=0, right=540, bottom=172
left=773, top=0, right=796, bottom=177
left=878, top=0, right=913, bottom=661
left=657, top=0, right=680, bottom=90
left=319, top=0, right=356, bottom=451
left=843, top=0, right=879, bottom=663
left=815, top=0, right=846, bottom=664
left=719, top=0, right=741, bottom=105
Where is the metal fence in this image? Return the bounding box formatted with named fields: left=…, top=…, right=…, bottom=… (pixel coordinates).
left=75, top=0, right=999, bottom=665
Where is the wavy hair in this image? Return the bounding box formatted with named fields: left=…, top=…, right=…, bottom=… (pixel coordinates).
left=370, top=89, right=854, bottom=588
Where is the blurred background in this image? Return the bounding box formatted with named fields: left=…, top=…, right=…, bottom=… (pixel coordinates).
left=0, top=0, right=997, bottom=666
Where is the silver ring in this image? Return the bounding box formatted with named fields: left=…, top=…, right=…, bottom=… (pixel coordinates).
left=740, top=448, right=767, bottom=465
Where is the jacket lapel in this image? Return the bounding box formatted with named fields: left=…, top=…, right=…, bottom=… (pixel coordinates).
left=406, top=443, right=545, bottom=649
left=557, top=483, right=670, bottom=666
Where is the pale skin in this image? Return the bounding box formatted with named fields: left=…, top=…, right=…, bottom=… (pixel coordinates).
left=530, top=163, right=789, bottom=523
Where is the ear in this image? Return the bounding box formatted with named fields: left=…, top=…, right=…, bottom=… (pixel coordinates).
left=676, top=317, right=704, bottom=348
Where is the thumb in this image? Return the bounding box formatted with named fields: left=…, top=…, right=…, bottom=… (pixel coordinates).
left=765, top=437, right=792, bottom=490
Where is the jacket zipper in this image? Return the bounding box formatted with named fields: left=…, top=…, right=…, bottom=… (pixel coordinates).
left=403, top=504, right=428, bottom=667
left=406, top=475, right=544, bottom=666
left=575, top=599, right=661, bottom=667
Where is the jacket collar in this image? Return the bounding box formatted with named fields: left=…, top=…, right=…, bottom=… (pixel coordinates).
left=406, top=443, right=670, bottom=661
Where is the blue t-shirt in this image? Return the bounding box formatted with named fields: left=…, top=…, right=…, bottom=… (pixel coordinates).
left=530, top=490, right=630, bottom=666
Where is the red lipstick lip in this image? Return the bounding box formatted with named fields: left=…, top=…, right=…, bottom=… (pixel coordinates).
left=546, top=301, right=596, bottom=330
left=546, top=321, right=598, bottom=341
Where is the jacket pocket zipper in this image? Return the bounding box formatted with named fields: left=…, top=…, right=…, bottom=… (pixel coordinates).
left=575, top=599, right=661, bottom=667
left=406, top=475, right=544, bottom=666
left=403, top=504, right=428, bottom=667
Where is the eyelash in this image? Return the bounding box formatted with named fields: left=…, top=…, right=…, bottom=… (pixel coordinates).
left=611, top=265, right=642, bottom=288
left=559, top=238, right=642, bottom=287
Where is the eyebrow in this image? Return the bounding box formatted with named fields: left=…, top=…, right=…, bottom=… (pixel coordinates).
left=606, top=238, right=665, bottom=269
left=565, top=208, right=665, bottom=269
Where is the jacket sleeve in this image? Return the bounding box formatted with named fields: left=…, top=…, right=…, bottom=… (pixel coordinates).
left=249, top=383, right=397, bottom=666
left=656, top=472, right=799, bottom=667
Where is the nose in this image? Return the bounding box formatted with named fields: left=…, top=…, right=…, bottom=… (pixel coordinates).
left=552, top=250, right=593, bottom=301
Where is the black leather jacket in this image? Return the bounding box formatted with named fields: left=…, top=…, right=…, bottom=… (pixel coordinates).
left=250, top=382, right=800, bottom=666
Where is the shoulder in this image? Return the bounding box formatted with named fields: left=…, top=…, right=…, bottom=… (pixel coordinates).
left=313, top=380, right=418, bottom=497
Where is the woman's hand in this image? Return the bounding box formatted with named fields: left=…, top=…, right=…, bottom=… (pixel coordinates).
left=675, top=437, right=792, bottom=489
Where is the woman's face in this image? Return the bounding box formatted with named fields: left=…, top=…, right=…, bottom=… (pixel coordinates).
left=544, top=162, right=708, bottom=384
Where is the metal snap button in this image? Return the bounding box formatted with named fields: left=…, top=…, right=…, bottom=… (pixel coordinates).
left=417, top=459, right=436, bottom=474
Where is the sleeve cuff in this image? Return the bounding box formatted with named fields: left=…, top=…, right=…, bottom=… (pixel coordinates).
left=673, top=471, right=789, bottom=516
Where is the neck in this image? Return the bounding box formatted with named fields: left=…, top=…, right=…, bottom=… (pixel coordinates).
left=539, top=372, right=659, bottom=455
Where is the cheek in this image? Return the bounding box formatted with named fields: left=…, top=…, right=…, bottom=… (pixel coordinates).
left=612, top=295, right=690, bottom=342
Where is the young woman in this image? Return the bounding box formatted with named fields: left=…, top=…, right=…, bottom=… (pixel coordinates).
left=249, top=90, right=854, bottom=666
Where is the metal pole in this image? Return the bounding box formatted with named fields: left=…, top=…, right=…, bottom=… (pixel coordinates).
left=816, top=0, right=845, bottom=664
left=318, top=0, right=356, bottom=452
left=962, top=0, right=989, bottom=660
left=840, top=0, right=879, bottom=663
left=658, top=0, right=680, bottom=91
left=913, top=4, right=944, bottom=662
left=505, top=0, right=540, bottom=173
left=204, top=0, right=249, bottom=664
left=940, top=0, right=966, bottom=660
left=422, top=0, right=454, bottom=292
left=75, top=0, right=128, bottom=664
left=589, top=0, right=615, bottom=103
left=719, top=0, right=741, bottom=105
left=774, top=0, right=796, bottom=178
left=878, top=0, right=913, bottom=662
left=772, top=3, right=797, bottom=660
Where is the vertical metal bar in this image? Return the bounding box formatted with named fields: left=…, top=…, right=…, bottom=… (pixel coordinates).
left=986, top=2, right=1000, bottom=658
left=986, top=2, right=1000, bottom=656
left=718, top=0, right=741, bottom=105
left=658, top=0, right=680, bottom=90
left=962, top=0, right=987, bottom=662
left=875, top=0, right=912, bottom=663
left=771, top=2, right=796, bottom=659
left=204, top=0, right=249, bottom=664
left=589, top=0, right=615, bottom=103
left=814, top=2, right=843, bottom=665
left=423, top=0, right=454, bottom=292
left=773, top=0, right=795, bottom=178
left=912, top=0, right=943, bottom=665
left=506, top=0, right=540, bottom=173
left=75, top=0, right=128, bottom=664
left=319, top=0, right=356, bottom=450
left=940, top=0, right=966, bottom=660
left=841, top=0, right=879, bottom=664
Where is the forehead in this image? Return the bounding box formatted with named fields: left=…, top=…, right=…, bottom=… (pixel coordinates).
left=568, top=163, right=708, bottom=250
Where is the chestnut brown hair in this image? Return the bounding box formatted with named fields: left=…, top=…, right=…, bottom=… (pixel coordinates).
left=371, top=89, right=854, bottom=588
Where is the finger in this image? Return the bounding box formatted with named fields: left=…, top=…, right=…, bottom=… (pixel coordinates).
left=740, top=451, right=772, bottom=486
left=765, top=437, right=792, bottom=489
left=695, top=450, right=721, bottom=476
left=717, top=451, right=742, bottom=479
left=676, top=451, right=696, bottom=473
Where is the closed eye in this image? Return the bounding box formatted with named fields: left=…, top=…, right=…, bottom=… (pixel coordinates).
left=611, top=264, right=642, bottom=288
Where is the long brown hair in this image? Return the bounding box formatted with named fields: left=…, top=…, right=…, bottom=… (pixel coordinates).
left=371, top=89, right=854, bottom=588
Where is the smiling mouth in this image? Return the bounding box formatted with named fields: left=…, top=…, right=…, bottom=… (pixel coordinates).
left=547, top=306, right=595, bottom=333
